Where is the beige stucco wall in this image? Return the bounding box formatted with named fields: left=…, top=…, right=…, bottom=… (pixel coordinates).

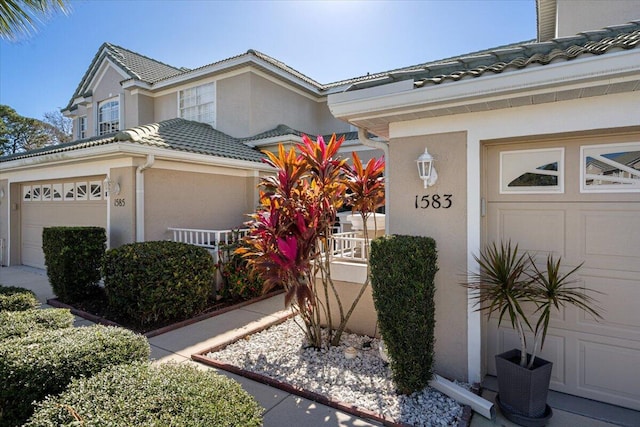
left=125, top=93, right=155, bottom=129
left=154, top=92, right=177, bottom=123
left=0, top=179, right=8, bottom=266
left=217, top=73, right=252, bottom=137
left=217, top=72, right=350, bottom=138
left=556, top=0, right=640, bottom=37
left=319, top=276, right=379, bottom=338
left=8, top=183, right=20, bottom=265
left=387, top=132, right=468, bottom=381
left=108, top=166, right=136, bottom=247
left=143, top=168, right=256, bottom=242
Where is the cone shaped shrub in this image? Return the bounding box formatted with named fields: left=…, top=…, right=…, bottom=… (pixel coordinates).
left=370, top=235, right=438, bottom=395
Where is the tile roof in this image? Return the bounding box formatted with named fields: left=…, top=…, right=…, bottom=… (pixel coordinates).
left=104, top=43, right=187, bottom=84
left=587, top=151, right=640, bottom=173
left=1, top=119, right=265, bottom=164
left=0, top=133, right=117, bottom=162
left=64, top=43, right=185, bottom=111
left=242, top=124, right=362, bottom=144
left=116, top=119, right=265, bottom=162
left=243, top=124, right=306, bottom=141
left=344, top=21, right=640, bottom=91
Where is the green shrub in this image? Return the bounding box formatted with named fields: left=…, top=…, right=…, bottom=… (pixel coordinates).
left=218, top=239, right=264, bottom=301
left=42, top=226, right=106, bottom=303
left=0, top=308, right=74, bottom=341
left=102, top=241, right=215, bottom=328
left=369, top=235, right=438, bottom=395
left=0, top=325, right=149, bottom=426
left=0, top=285, right=39, bottom=311
left=25, top=362, right=263, bottom=427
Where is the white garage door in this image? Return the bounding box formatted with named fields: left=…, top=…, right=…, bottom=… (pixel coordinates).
left=21, top=179, right=107, bottom=269
left=484, top=136, right=640, bottom=410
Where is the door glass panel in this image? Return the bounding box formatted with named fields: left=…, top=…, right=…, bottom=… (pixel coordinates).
left=500, top=148, right=564, bottom=194
left=582, top=143, right=640, bottom=192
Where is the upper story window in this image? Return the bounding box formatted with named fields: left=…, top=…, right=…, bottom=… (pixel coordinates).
left=78, top=116, right=87, bottom=139
left=98, top=99, right=119, bottom=135
left=179, top=82, right=215, bottom=126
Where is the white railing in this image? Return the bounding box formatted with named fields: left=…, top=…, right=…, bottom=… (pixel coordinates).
left=169, top=227, right=371, bottom=265
left=329, top=231, right=370, bottom=263
left=168, top=227, right=250, bottom=263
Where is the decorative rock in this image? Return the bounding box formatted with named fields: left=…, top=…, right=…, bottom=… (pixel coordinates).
left=206, top=317, right=467, bottom=426
left=344, top=346, right=358, bottom=359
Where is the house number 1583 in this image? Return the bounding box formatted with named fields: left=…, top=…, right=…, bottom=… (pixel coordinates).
left=415, top=194, right=452, bottom=209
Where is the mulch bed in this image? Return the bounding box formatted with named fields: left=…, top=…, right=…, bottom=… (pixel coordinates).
left=47, top=289, right=284, bottom=338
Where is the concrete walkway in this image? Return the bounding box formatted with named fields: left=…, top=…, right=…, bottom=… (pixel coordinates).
left=1, top=266, right=631, bottom=427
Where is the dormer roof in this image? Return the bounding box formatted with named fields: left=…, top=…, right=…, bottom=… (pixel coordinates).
left=64, top=43, right=185, bottom=112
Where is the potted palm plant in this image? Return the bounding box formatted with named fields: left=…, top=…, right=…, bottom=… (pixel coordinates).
left=464, top=241, right=602, bottom=427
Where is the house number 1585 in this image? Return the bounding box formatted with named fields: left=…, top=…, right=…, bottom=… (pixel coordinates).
left=415, top=194, right=452, bottom=209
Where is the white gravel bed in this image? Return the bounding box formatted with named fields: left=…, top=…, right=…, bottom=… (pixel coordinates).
left=206, top=317, right=468, bottom=426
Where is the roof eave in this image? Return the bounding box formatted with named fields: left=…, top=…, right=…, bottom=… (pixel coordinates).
left=1, top=142, right=272, bottom=173
left=150, top=53, right=324, bottom=95
left=328, top=49, right=640, bottom=138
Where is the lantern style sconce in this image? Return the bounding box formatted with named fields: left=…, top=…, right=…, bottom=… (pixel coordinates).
left=417, top=148, right=438, bottom=188
left=104, top=177, right=121, bottom=196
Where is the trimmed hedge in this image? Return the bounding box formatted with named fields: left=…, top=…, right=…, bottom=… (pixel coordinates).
left=369, top=235, right=438, bottom=395
left=0, top=308, right=74, bottom=341
left=0, top=325, right=149, bottom=426
left=42, top=226, right=106, bottom=303
left=218, top=240, right=264, bottom=301
left=0, top=285, right=39, bottom=312
left=103, top=241, right=215, bottom=328
left=25, top=362, right=263, bottom=427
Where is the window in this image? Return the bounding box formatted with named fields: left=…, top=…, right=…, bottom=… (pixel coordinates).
left=581, top=143, right=640, bottom=192
left=52, top=184, right=63, bottom=201
left=179, top=82, right=215, bottom=126
left=89, top=181, right=102, bottom=200
left=98, top=99, right=119, bottom=135
left=41, top=185, right=51, bottom=201
left=78, top=116, right=87, bottom=139
left=22, top=181, right=103, bottom=202
left=23, top=186, right=31, bottom=201
left=500, top=148, right=564, bottom=194
left=64, top=182, right=75, bottom=200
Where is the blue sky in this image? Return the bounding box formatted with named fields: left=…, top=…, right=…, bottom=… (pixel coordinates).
left=0, top=0, right=536, bottom=120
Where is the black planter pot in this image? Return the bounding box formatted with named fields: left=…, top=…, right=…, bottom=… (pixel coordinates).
left=495, top=349, right=553, bottom=426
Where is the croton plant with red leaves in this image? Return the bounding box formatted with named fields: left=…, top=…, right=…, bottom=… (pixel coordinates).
left=239, top=134, right=385, bottom=348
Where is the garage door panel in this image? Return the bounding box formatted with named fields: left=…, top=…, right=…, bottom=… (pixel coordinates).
left=485, top=138, right=640, bottom=410
left=21, top=223, right=46, bottom=268
left=489, top=206, right=566, bottom=256
left=579, top=338, right=640, bottom=408
left=21, top=182, right=106, bottom=269
left=580, top=209, right=640, bottom=272
left=487, top=322, right=567, bottom=386
left=581, top=274, right=640, bottom=339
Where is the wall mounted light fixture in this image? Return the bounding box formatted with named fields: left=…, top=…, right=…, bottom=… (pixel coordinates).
left=104, top=177, right=121, bottom=196
left=0, top=187, right=4, bottom=200
left=417, top=148, right=438, bottom=188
